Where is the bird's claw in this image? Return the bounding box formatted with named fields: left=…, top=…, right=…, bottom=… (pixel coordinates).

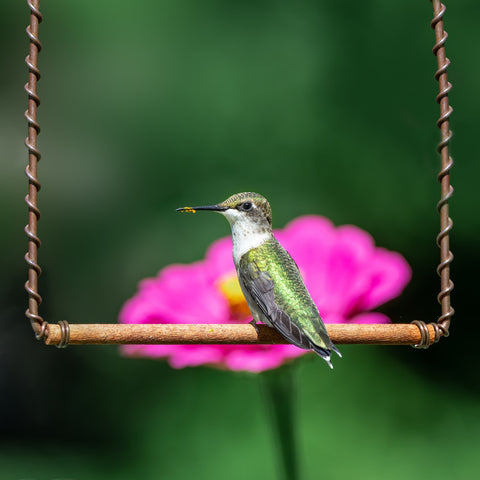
left=249, top=319, right=260, bottom=335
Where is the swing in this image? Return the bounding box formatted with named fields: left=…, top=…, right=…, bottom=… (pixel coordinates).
left=23, top=0, right=454, bottom=350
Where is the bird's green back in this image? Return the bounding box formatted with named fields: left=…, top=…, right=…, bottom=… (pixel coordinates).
left=242, top=238, right=330, bottom=345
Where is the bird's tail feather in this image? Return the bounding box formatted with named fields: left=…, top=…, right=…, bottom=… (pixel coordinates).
left=311, top=340, right=341, bottom=369
left=311, top=344, right=334, bottom=369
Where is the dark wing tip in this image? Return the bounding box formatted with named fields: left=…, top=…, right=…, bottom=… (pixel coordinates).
left=331, top=343, right=342, bottom=358
left=311, top=342, right=341, bottom=369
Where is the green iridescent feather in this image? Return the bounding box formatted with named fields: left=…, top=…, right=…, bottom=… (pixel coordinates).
left=239, top=238, right=337, bottom=354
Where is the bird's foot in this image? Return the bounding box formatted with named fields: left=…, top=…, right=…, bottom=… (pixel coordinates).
left=248, top=319, right=260, bottom=335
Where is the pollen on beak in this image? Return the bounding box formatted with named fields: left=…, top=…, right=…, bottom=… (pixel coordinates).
left=176, top=205, right=228, bottom=213
left=176, top=206, right=197, bottom=213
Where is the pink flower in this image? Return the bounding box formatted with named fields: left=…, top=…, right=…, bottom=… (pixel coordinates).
left=119, top=216, right=411, bottom=372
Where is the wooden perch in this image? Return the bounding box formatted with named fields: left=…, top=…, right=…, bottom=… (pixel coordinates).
left=44, top=323, right=437, bottom=346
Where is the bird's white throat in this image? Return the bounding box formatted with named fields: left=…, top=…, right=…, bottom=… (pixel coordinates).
left=221, top=209, right=272, bottom=265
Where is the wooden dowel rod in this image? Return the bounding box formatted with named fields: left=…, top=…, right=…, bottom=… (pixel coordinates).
left=44, top=323, right=435, bottom=346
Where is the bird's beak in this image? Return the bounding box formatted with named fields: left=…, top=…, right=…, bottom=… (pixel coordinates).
left=176, top=204, right=228, bottom=213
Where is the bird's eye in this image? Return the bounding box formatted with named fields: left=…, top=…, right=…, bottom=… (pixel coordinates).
left=241, top=202, right=253, bottom=211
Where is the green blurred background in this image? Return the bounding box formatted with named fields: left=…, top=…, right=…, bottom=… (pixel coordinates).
left=1, top=1, right=478, bottom=479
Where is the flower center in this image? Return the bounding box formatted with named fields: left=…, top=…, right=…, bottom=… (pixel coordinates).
left=217, top=273, right=251, bottom=319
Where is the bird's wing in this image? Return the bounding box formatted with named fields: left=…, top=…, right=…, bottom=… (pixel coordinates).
left=238, top=259, right=313, bottom=351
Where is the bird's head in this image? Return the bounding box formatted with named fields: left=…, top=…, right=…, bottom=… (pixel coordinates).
left=177, top=192, right=273, bottom=231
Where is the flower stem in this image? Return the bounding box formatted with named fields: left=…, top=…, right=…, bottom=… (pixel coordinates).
left=262, top=364, right=300, bottom=480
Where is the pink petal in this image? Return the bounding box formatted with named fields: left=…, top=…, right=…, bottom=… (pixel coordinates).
left=204, top=237, right=235, bottom=282
left=352, top=248, right=412, bottom=312
left=167, top=345, right=227, bottom=369
left=119, top=262, right=230, bottom=326
left=276, top=218, right=410, bottom=319
left=348, top=312, right=392, bottom=324
left=224, top=344, right=307, bottom=373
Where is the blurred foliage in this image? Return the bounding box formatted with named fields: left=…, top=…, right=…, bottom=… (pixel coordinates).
left=1, top=1, right=478, bottom=479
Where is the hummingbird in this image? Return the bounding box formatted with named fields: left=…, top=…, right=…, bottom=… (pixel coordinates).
left=177, top=192, right=341, bottom=368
